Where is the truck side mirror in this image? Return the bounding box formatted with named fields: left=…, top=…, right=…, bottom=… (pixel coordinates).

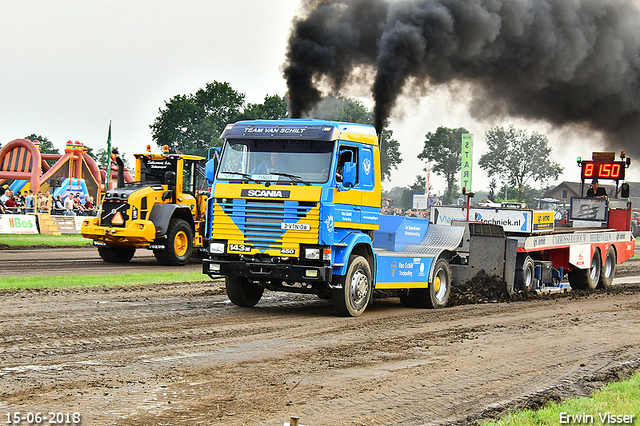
left=342, top=162, right=356, bottom=188
left=621, top=182, right=630, bottom=198
left=164, top=171, right=177, bottom=203
left=205, top=159, right=216, bottom=185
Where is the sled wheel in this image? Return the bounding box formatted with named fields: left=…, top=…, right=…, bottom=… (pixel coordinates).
left=598, top=246, right=616, bottom=288
left=515, top=255, right=536, bottom=292
left=569, top=249, right=601, bottom=290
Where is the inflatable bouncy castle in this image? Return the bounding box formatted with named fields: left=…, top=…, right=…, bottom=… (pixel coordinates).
left=0, top=138, right=132, bottom=202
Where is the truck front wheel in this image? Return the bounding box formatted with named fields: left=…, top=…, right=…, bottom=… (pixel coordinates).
left=332, top=255, right=372, bottom=317
left=97, top=245, right=136, bottom=263
left=153, top=218, right=193, bottom=266
left=226, top=276, right=264, bottom=307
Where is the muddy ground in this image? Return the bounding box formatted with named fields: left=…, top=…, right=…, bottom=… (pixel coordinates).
left=0, top=249, right=639, bottom=425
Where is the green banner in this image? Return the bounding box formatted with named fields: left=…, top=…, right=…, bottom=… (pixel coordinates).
left=461, top=133, right=473, bottom=192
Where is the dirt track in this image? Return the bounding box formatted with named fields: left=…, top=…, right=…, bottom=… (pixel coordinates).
left=1, top=249, right=640, bottom=425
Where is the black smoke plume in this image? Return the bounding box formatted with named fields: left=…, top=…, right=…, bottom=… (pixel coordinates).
left=284, top=0, right=640, bottom=154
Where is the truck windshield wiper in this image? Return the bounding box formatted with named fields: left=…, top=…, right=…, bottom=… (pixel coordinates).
left=269, top=172, right=311, bottom=186
left=221, top=171, right=262, bottom=184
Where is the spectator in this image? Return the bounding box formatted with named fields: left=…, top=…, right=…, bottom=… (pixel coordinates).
left=0, top=185, right=8, bottom=204
left=84, top=195, right=97, bottom=215
left=0, top=199, right=5, bottom=214
left=53, top=195, right=64, bottom=214
left=73, top=193, right=87, bottom=215
left=63, top=194, right=75, bottom=216
left=41, top=192, right=52, bottom=214
left=5, top=194, right=19, bottom=212
left=1, top=189, right=12, bottom=205
left=25, top=190, right=34, bottom=213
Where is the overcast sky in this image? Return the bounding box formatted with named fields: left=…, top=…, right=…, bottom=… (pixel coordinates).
left=2, top=1, right=636, bottom=196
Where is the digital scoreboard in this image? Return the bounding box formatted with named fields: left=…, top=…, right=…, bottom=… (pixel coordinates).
left=580, top=160, right=626, bottom=180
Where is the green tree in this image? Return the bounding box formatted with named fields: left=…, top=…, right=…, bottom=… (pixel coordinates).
left=309, top=94, right=402, bottom=181
left=240, top=94, right=288, bottom=120
left=418, top=126, right=469, bottom=205
left=488, top=178, right=497, bottom=201
left=24, top=134, right=59, bottom=154
left=495, top=183, right=544, bottom=207
left=479, top=126, right=563, bottom=202
left=150, top=81, right=245, bottom=158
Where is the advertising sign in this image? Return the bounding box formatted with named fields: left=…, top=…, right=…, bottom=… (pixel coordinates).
left=431, top=206, right=533, bottom=233
left=413, top=194, right=429, bottom=210
left=533, top=211, right=554, bottom=231
left=0, top=214, right=39, bottom=234
left=569, top=197, right=608, bottom=222
left=51, top=215, right=82, bottom=234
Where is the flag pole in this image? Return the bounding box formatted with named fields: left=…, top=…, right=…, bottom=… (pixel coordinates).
left=104, top=121, right=112, bottom=194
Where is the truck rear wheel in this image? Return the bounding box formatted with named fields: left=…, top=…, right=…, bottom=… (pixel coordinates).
left=97, top=246, right=136, bottom=263
left=569, top=249, right=601, bottom=290
left=153, top=218, right=193, bottom=266
left=332, top=255, right=372, bottom=317
left=598, top=246, right=616, bottom=288
left=409, top=258, right=451, bottom=309
left=226, top=276, right=264, bottom=307
left=515, top=255, right=536, bottom=292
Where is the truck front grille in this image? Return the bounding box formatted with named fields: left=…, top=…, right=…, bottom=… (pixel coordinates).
left=214, top=198, right=319, bottom=250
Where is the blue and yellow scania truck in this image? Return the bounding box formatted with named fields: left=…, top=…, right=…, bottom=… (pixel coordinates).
left=202, top=119, right=518, bottom=316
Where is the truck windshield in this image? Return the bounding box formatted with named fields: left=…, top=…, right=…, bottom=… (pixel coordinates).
left=140, top=157, right=178, bottom=184
left=217, top=139, right=334, bottom=184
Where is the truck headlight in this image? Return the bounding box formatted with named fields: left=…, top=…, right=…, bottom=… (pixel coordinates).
left=209, top=242, right=225, bottom=254
left=209, top=263, right=221, bottom=272
left=304, top=248, right=320, bottom=260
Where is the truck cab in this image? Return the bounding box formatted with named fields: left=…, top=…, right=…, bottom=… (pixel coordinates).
left=203, top=119, right=382, bottom=315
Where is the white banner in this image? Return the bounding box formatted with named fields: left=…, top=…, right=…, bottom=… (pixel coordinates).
left=0, top=214, right=39, bottom=234
left=431, top=206, right=533, bottom=233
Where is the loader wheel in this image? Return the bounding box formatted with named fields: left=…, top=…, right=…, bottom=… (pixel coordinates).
left=515, top=255, right=536, bottom=292
left=98, top=245, right=136, bottom=263
left=153, top=218, right=193, bottom=266
left=226, top=276, right=264, bottom=307
left=569, top=249, right=601, bottom=290
left=598, top=246, right=616, bottom=289
left=332, top=255, right=372, bottom=317
left=410, top=258, right=451, bottom=309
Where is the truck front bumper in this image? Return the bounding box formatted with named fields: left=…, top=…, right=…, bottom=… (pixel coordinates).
left=80, top=218, right=158, bottom=247
left=203, top=258, right=332, bottom=282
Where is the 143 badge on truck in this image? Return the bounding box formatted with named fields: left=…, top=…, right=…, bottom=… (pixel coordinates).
left=229, top=244, right=252, bottom=252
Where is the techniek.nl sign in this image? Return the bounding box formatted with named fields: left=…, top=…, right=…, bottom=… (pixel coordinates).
left=431, top=206, right=532, bottom=233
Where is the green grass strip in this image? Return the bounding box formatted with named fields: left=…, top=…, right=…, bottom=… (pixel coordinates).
left=483, top=371, right=640, bottom=425
left=0, top=233, right=90, bottom=247
left=0, top=271, right=218, bottom=290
